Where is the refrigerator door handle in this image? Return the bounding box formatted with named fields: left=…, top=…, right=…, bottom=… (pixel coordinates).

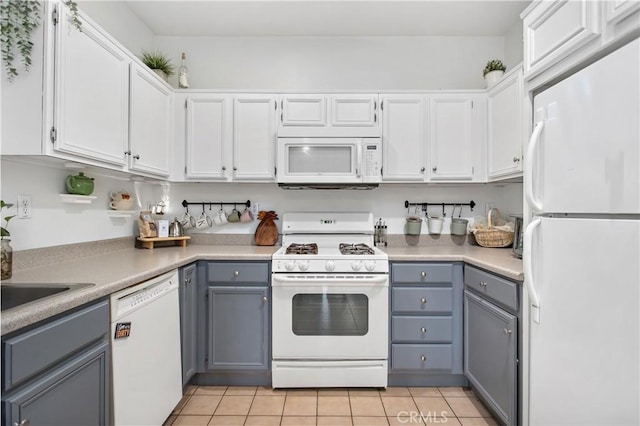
left=524, top=217, right=542, bottom=324
left=525, top=120, right=544, bottom=212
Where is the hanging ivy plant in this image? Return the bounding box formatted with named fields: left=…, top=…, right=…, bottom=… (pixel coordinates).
left=1, top=0, right=81, bottom=82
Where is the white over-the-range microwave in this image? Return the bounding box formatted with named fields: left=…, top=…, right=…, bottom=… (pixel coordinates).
left=276, top=137, right=382, bottom=189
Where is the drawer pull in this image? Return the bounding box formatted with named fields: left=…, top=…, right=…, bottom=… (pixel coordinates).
left=234, top=271, right=239, bottom=277
left=420, top=271, right=427, bottom=278
left=479, top=281, right=488, bottom=288
left=263, top=296, right=268, bottom=303
left=16, top=420, right=30, bottom=426
left=503, top=328, right=512, bottom=335
left=420, top=297, right=427, bottom=304
left=420, top=355, right=426, bottom=362
left=420, top=327, right=427, bottom=334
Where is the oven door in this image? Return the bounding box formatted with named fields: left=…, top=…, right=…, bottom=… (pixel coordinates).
left=276, top=138, right=362, bottom=184
left=271, top=274, right=388, bottom=360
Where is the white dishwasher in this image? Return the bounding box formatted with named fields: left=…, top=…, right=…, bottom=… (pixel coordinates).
left=110, top=269, right=182, bottom=426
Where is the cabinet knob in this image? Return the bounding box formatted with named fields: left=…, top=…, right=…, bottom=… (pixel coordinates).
left=263, top=296, right=268, bottom=303
left=233, top=166, right=238, bottom=171
left=432, top=166, right=437, bottom=172
left=133, top=154, right=140, bottom=160
left=513, top=156, right=520, bottom=163
left=234, top=270, right=239, bottom=277
left=15, top=420, right=30, bottom=426
left=124, top=150, right=131, bottom=156
left=222, top=166, right=227, bottom=171
left=185, top=278, right=191, bottom=285
left=420, top=167, right=425, bottom=172
left=420, top=297, right=427, bottom=304
left=479, top=281, right=487, bottom=288
left=421, top=327, right=427, bottom=334
left=420, top=271, right=426, bottom=278
left=503, top=328, right=512, bottom=335
left=420, top=355, right=426, bottom=362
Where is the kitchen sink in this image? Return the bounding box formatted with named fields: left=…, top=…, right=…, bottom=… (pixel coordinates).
left=1, top=283, right=95, bottom=312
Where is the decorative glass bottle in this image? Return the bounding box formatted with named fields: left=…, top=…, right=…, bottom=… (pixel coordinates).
left=178, top=52, right=189, bottom=89
left=1, top=239, right=13, bottom=280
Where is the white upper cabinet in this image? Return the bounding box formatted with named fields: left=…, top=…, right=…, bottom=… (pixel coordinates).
left=380, top=95, right=426, bottom=181
left=233, top=95, right=278, bottom=181
left=428, top=95, right=475, bottom=181
left=603, top=0, right=640, bottom=42
left=128, top=64, right=173, bottom=177
left=54, top=3, right=129, bottom=167
left=488, top=67, right=523, bottom=181
left=185, top=95, right=232, bottom=180
left=278, top=94, right=380, bottom=137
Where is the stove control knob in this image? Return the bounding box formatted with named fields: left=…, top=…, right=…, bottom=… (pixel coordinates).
left=285, top=260, right=296, bottom=271
left=325, top=260, right=336, bottom=272
left=351, top=260, right=363, bottom=272
left=298, top=260, right=310, bottom=272
left=364, top=260, right=376, bottom=272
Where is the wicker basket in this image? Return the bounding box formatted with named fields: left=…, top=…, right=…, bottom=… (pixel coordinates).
left=473, top=209, right=514, bottom=248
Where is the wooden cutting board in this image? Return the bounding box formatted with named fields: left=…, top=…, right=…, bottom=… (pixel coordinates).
left=255, top=219, right=278, bottom=246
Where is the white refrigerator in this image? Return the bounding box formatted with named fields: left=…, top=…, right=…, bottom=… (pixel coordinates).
left=524, top=38, right=639, bottom=425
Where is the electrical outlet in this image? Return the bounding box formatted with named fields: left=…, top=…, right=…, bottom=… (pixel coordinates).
left=252, top=202, right=260, bottom=217
left=17, top=194, right=32, bottom=219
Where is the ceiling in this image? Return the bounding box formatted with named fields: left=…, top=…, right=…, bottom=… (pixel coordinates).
left=123, top=1, right=530, bottom=37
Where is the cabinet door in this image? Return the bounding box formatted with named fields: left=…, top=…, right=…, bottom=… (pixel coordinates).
left=185, top=95, right=232, bottom=179
left=428, top=96, right=473, bottom=180
left=523, top=0, right=600, bottom=79
left=3, top=340, right=110, bottom=426
left=128, top=64, right=172, bottom=177
left=380, top=96, right=426, bottom=181
left=464, top=290, right=517, bottom=425
left=280, top=95, right=327, bottom=127
left=329, top=95, right=378, bottom=128
left=207, top=286, right=269, bottom=371
left=488, top=69, right=523, bottom=180
left=54, top=3, right=129, bottom=167
left=233, top=95, right=277, bottom=180
left=180, top=264, right=198, bottom=386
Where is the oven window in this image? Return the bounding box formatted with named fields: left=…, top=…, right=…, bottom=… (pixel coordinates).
left=291, top=294, right=368, bottom=336
left=288, top=146, right=352, bottom=174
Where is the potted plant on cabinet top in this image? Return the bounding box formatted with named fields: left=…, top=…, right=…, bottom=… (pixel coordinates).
left=1, top=200, right=15, bottom=280
left=140, top=50, right=174, bottom=82
left=483, top=59, right=507, bottom=89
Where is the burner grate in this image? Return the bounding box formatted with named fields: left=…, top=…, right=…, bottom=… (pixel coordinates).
left=339, top=243, right=375, bottom=255
left=286, top=243, right=318, bottom=255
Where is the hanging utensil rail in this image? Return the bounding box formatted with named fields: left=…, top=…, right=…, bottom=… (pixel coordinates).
left=181, top=200, right=251, bottom=211
left=404, top=200, right=475, bottom=217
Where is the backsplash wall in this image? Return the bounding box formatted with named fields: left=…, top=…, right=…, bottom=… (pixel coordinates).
left=1, top=159, right=522, bottom=251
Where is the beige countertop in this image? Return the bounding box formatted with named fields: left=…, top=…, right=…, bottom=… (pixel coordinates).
left=1, top=243, right=522, bottom=336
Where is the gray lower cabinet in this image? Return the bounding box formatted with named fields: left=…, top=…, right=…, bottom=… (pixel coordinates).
left=389, top=262, right=465, bottom=386
left=464, top=265, right=521, bottom=426
left=196, top=261, right=271, bottom=385
left=180, top=262, right=198, bottom=386
left=2, top=299, right=110, bottom=426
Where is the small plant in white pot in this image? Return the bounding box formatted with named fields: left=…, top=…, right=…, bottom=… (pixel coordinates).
left=483, top=59, right=506, bottom=89
left=140, top=50, right=174, bottom=82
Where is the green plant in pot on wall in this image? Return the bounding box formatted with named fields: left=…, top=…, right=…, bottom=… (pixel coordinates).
left=140, top=50, right=174, bottom=81
left=483, top=59, right=507, bottom=89
left=1, top=200, right=15, bottom=280
left=1, top=0, right=81, bottom=81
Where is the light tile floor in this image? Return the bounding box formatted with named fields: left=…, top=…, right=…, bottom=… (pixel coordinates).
left=164, top=386, right=498, bottom=426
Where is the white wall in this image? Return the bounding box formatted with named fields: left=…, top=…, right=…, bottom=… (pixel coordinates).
left=77, top=0, right=155, bottom=57
left=504, top=20, right=524, bottom=69
left=155, top=36, right=505, bottom=90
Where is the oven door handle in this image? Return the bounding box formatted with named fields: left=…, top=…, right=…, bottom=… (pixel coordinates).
left=271, top=275, right=389, bottom=286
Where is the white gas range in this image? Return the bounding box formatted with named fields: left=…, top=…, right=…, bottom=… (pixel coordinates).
left=271, top=212, right=389, bottom=389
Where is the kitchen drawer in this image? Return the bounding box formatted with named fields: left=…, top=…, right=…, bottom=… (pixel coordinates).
left=207, top=262, right=269, bottom=284
left=3, top=300, right=109, bottom=391
left=392, top=263, right=453, bottom=284
left=392, top=287, right=453, bottom=314
left=392, top=316, right=453, bottom=343
left=464, top=265, right=519, bottom=312
left=391, top=344, right=453, bottom=370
